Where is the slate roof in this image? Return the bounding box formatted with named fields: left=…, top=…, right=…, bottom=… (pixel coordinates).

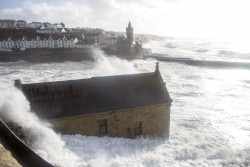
left=18, top=66, right=171, bottom=120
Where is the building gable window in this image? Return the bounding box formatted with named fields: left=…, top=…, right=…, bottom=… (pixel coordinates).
left=97, top=119, right=108, bottom=136
left=134, top=121, right=142, bottom=137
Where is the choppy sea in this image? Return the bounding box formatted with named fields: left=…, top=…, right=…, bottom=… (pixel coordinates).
left=0, top=37, right=250, bottom=166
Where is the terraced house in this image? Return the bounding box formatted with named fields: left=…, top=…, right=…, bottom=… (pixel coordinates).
left=15, top=63, right=172, bottom=139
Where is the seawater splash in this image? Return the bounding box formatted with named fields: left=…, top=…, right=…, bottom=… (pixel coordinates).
left=1, top=47, right=249, bottom=166
left=91, top=49, right=151, bottom=76
left=144, top=38, right=250, bottom=62
left=0, top=86, right=80, bottom=167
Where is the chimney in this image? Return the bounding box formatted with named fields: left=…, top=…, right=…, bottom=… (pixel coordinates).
left=155, top=62, right=159, bottom=73
left=14, top=79, right=22, bottom=89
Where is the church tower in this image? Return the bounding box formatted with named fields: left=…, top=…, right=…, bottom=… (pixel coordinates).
left=126, top=21, right=133, bottom=46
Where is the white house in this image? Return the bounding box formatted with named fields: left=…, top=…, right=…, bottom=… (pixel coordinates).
left=0, top=39, right=14, bottom=49
left=104, top=36, right=118, bottom=46
left=28, top=22, right=42, bottom=29
left=36, top=28, right=66, bottom=34
left=43, top=22, right=54, bottom=29
left=0, top=38, right=77, bottom=50
left=36, top=28, right=57, bottom=34
left=0, top=20, right=15, bottom=29
left=0, top=37, right=87, bottom=50
left=57, top=28, right=66, bottom=34
left=15, top=20, right=27, bottom=29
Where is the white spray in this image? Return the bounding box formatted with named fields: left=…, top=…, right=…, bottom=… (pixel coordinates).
left=0, top=86, right=80, bottom=167
left=0, top=49, right=154, bottom=167
left=91, top=49, right=151, bottom=76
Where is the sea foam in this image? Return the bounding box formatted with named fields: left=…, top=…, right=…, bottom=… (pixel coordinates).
left=0, top=86, right=80, bottom=167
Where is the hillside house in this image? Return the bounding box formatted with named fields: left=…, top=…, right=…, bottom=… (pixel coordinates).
left=84, top=32, right=104, bottom=45
left=0, top=19, right=15, bottom=29
left=15, top=63, right=172, bottom=139
left=28, top=22, right=42, bottom=29
left=15, top=20, right=27, bottom=29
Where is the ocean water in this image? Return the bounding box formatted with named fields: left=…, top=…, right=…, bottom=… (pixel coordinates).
left=0, top=38, right=250, bottom=166
left=144, top=37, right=250, bottom=62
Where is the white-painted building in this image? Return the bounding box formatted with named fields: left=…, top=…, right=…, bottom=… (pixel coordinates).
left=57, top=28, right=66, bottom=34
left=43, top=22, right=65, bottom=29
left=0, top=38, right=74, bottom=49
left=0, top=20, right=15, bottom=28
left=0, top=38, right=98, bottom=50
left=15, top=20, right=27, bottom=29
left=104, top=36, right=118, bottom=46
left=103, top=32, right=124, bottom=47
left=36, top=28, right=57, bottom=34
left=36, top=28, right=66, bottom=34
left=28, top=22, right=42, bottom=29
left=43, top=22, right=54, bottom=29
left=0, top=40, right=13, bottom=49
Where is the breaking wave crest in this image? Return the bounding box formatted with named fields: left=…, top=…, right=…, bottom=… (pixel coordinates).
left=0, top=87, right=79, bottom=167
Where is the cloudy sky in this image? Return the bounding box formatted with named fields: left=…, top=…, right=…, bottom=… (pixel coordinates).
left=1, top=0, right=250, bottom=40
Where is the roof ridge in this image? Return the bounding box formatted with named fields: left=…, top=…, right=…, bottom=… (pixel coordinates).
left=19, top=71, right=155, bottom=85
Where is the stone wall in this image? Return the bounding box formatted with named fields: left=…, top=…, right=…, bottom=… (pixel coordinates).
left=0, top=119, right=53, bottom=167
left=0, top=144, right=22, bottom=167
left=51, top=103, right=171, bottom=139
left=0, top=48, right=93, bottom=62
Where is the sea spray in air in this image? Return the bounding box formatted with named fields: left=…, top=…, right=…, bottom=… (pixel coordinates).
left=0, top=37, right=250, bottom=166
left=0, top=87, right=80, bottom=167
left=91, top=49, right=151, bottom=76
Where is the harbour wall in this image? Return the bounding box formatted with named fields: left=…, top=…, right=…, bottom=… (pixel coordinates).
left=0, top=119, right=53, bottom=167
left=147, top=55, right=250, bottom=69
left=0, top=48, right=94, bottom=62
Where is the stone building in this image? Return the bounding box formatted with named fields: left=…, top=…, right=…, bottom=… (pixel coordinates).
left=115, top=21, right=143, bottom=57
left=15, top=63, right=172, bottom=139
left=83, top=32, right=104, bottom=45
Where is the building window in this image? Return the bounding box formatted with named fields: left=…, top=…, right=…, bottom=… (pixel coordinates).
left=98, top=119, right=108, bottom=136
left=134, top=121, right=142, bottom=137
